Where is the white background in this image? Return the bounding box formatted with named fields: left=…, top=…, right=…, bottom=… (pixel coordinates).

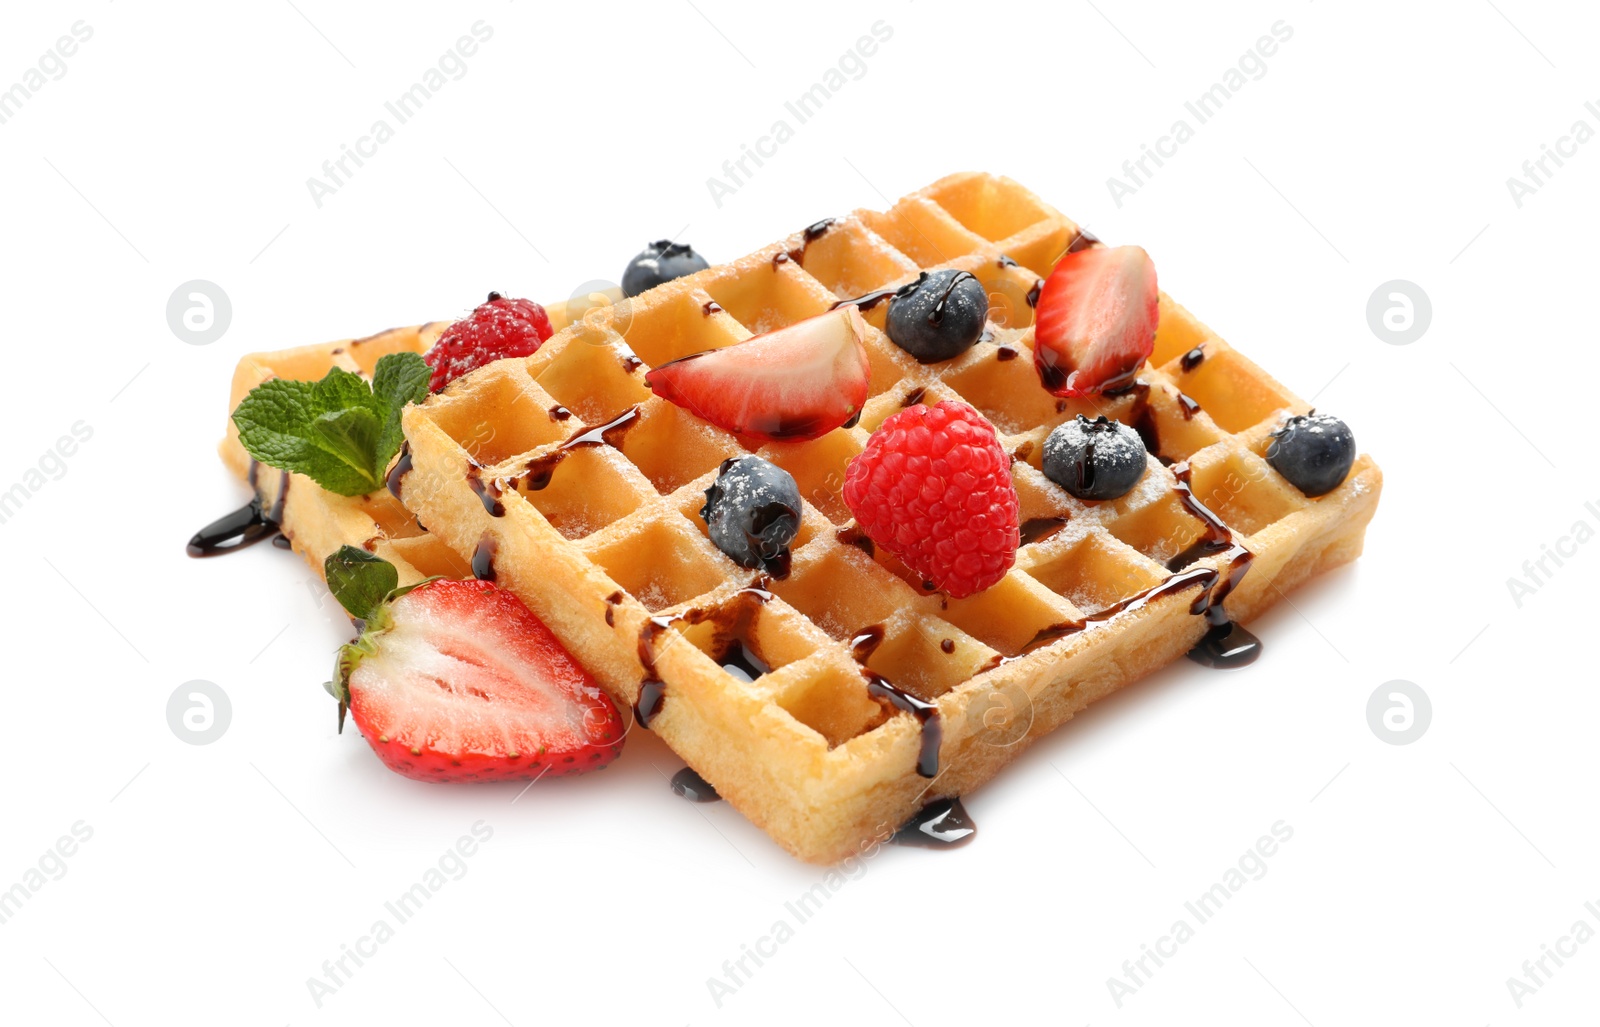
left=1, top=1, right=1595, bottom=1023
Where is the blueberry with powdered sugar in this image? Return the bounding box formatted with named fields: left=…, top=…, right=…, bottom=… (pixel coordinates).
left=701, top=456, right=802, bottom=576
left=622, top=240, right=710, bottom=297
left=1042, top=415, right=1147, bottom=501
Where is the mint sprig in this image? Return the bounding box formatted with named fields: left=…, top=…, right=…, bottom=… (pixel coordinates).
left=232, top=352, right=430, bottom=497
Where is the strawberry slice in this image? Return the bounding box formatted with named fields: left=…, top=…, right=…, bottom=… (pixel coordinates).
left=644, top=306, right=870, bottom=442
left=329, top=565, right=624, bottom=782
left=1032, top=245, right=1159, bottom=397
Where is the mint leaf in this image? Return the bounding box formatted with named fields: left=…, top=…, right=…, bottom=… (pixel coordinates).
left=324, top=546, right=398, bottom=621
left=371, top=352, right=431, bottom=462
left=311, top=408, right=383, bottom=481
left=231, top=352, right=431, bottom=497
left=233, top=377, right=379, bottom=496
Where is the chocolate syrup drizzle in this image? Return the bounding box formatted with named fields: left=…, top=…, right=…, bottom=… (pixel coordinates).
left=850, top=626, right=942, bottom=778
left=471, top=534, right=498, bottom=581
left=772, top=218, right=836, bottom=270
left=1066, top=226, right=1101, bottom=253
left=829, top=285, right=901, bottom=313
left=633, top=584, right=777, bottom=729
left=386, top=443, right=414, bottom=500
left=1180, top=345, right=1206, bottom=372
left=929, top=271, right=976, bottom=325
left=983, top=454, right=1261, bottom=668
left=516, top=406, right=642, bottom=492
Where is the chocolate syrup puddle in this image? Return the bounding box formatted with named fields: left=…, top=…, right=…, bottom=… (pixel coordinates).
left=671, top=767, right=722, bottom=803
left=548, top=405, right=573, bottom=422
left=1025, top=279, right=1044, bottom=308
left=187, top=470, right=289, bottom=557
left=520, top=406, right=642, bottom=491
left=471, top=534, right=498, bottom=581
left=900, top=386, right=928, bottom=407
left=1176, top=392, right=1201, bottom=420
left=996, top=254, right=1019, bottom=268
left=1018, top=516, right=1068, bottom=546
left=701, top=300, right=723, bottom=317
left=996, top=345, right=1019, bottom=362
left=1189, top=620, right=1262, bottom=668
left=187, top=498, right=278, bottom=557
left=1180, top=345, right=1206, bottom=372
left=892, top=797, right=975, bottom=849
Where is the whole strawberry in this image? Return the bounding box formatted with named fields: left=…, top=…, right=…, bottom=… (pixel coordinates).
left=424, top=291, right=554, bottom=392
left=325, top=548, right=624, bottom=782
left=843, top=400, right=1019, bottom=599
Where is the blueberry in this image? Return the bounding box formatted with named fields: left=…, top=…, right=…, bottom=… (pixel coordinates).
left=622, top=240, right=710, bottom=297
left=885, top=269, right=989, bottom=363
left=702, top=456, right=802, bottom=575
left=1266, top=414, right=1355, bottom=497
left=1042, top=415, right=1147, bottom=501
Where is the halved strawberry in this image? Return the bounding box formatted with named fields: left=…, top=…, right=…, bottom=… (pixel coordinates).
left=1032, top=245, right=1159, bottom=397
left=326, top=550, right=623, bottom=782
left=644, top=306, right=870, bottom=442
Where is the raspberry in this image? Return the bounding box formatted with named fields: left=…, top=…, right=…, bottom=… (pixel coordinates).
left=843, top=399, right=1019, bottom=599
left=423, top=293, right=553, bottom=391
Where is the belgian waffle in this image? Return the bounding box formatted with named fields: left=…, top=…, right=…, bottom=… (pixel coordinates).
left=389, top=172, right=1382, bottom=863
